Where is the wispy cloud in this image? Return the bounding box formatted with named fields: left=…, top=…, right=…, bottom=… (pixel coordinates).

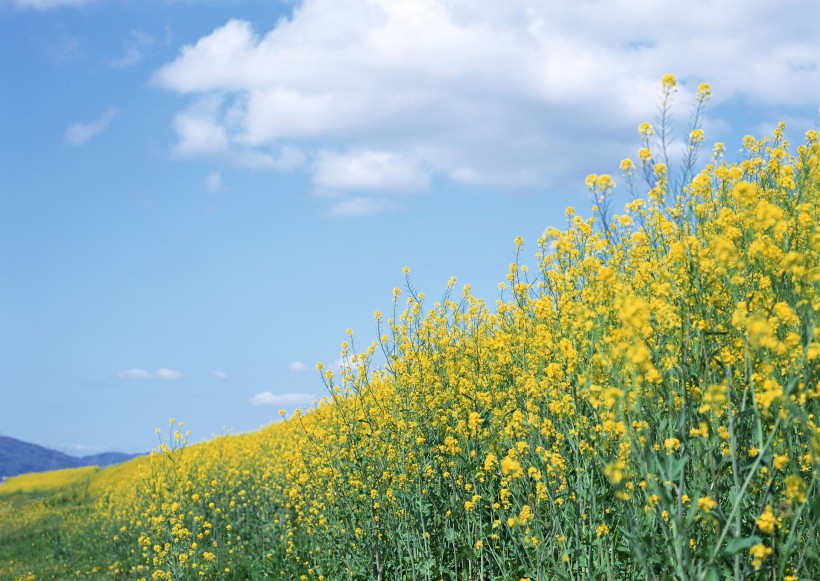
left=107, top=30, right=156, bottom=68
left=119, top=368, right=183, bottom=381
left=59, top=443, right=105, bottom=454
left=326, top=196, right=398, bottom=218
left=212, top=370, right=229, bottom=380
left=50, top=37, right=81, bottom=62
left=248, top=391, right=314, bottom=406
left=118, top=368, right=153, bottom=380
left=64, top=108, right=118, bottom=145
left=205, top=170, right=223, bottom=192
left=152, top=0, right=820, bottom=215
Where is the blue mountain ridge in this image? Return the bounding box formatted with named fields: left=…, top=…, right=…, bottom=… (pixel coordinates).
left=0, top=435, right=143, bottom=479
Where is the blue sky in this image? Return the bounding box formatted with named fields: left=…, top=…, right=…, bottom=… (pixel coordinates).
left=1, top=0, right=818, bottom=454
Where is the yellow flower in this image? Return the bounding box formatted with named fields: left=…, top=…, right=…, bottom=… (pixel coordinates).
left=595, top=174, right=615, bottom=190
left=662, top=73, right=677, bottom=89
left=500, top=456, right=524, bottom=479
left=750, top=543, right=772, bottom=570
left=773, top=454, right=789, bottom=471
left=689, top=129, right=705, bottom=144
left=697, top=496, right=716, bottom=513
left=784, top=475, right=807, bottom=503
left=663, top=438, right=681, bottom=454
left=756, top=506, right=777, bottom=534
left=518, top=505, right=533, bottom=524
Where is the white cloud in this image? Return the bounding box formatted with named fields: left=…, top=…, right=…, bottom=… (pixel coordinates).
left=206, top=170, right=223, bottom=191
left=60, top=443, right=105, bottom=454
left=170, top=96, right=228, bottom=156
left=118, top=368, right=153, bottom=380
left=107, top=30, right=156, bottom=68
left=119, top=368, right=183, bottom=380
left=64, top=109, right=118, bottom=146
left=313, top=150, right=429, bottom=193
left=248, top=391, right=314, bottom=406
left=155, top=368, right=183, bottom=380
left=288, top=361, right=308, bottom=373
left=153, top=0, right=820, bottom=214
left=212, top=371, right=229, bottom=380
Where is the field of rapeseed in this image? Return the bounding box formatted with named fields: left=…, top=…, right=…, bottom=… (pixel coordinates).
left=1, top=76, right=817, bottom=580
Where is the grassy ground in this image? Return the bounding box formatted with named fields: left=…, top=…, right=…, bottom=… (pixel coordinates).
left=0, top=468, right=113, bottom=580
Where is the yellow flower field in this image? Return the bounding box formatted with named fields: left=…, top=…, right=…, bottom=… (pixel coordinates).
left=1, top=77, right=817, bottom=580
left=1, top=466, right=98, bottom=496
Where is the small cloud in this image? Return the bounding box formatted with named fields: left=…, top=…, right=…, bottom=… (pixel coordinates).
left=326, top=196, right=398, bottom=218
left=107, top=30, right=156, bottom=68
left=118, top=368, right=153, bottom=380
left=51, top=37, right=81, bottom=62
left=155, top=368, right=183, bottom=380
left=64, top=108, right=118, bottom=146
left=60, top=443, right=105, bottom=454
left=248, top=391, right=315, bottom=406
left=206, top=170, right=223, bottom=191
left=119, top=368, right=182, bottom=380
left=288, top=361, right=307, bottom=373
left=212, top=371, right=229, bottom=380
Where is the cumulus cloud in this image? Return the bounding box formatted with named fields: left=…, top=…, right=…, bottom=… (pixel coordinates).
left=170, top=96, right=228, bottom=156
left=153, top=0, right=820, bottom=214
left=248, top=391, right=314, bottom=406
left=64, top=108, right=118, bottom=145
left=119, top=368, right=183, bottom=380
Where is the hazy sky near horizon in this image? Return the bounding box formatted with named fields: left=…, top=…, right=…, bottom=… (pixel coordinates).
left=1, top=0, right=818, bottom=454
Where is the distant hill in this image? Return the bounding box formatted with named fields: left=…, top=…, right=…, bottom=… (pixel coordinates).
left=0, top=436, right=143, bottom=479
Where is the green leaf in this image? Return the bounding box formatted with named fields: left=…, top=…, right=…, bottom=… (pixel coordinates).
left=724, top=535, right=761, bottom=556
left=670, top=454, right=688, bottom=479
